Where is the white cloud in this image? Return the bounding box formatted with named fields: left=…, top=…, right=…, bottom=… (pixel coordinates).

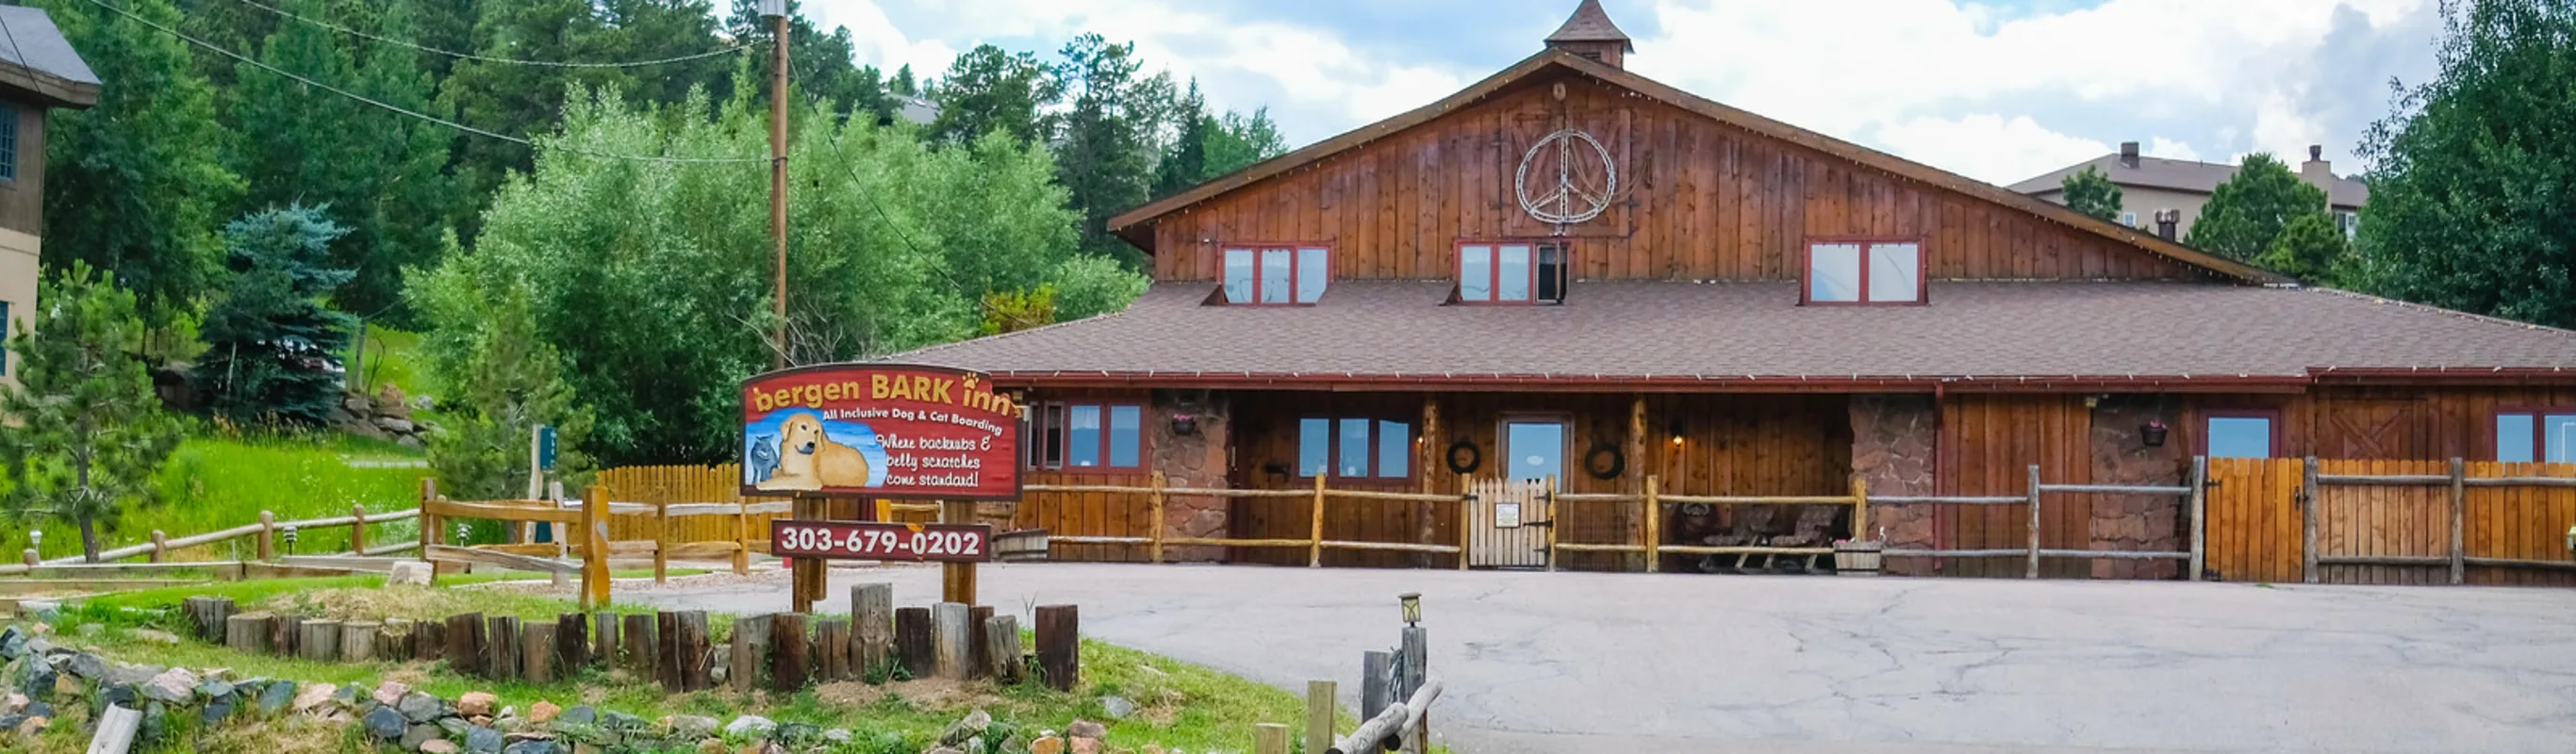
left=2146, top=138, right=2202, bottom=162
left=1872, top=114, right=2106, bottom=185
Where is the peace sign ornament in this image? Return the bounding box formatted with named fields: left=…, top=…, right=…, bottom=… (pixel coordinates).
left=1515, top=127, right=1620, bottom=225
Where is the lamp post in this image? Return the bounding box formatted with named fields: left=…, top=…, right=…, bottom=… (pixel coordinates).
left=282, top=524, right=300, bottom=556
left=1399, top=592, right=1421, bottom=626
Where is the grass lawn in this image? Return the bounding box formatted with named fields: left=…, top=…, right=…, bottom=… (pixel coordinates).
left=16, top=578, right=1329, bottom=754
left=5, top=434, right=431, bottom=563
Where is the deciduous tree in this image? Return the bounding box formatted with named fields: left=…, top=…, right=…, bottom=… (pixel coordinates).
left=2060, top=165, right=2123, bottom=222
left=2184, top=153, right=2329, bottom=262
left=2254, top=213, right=2352, bottom=284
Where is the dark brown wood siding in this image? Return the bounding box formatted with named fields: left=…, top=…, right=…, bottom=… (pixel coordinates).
left=1148, top=70, right=2204, bottom=285
left=0, top=96, right=47, bottom=237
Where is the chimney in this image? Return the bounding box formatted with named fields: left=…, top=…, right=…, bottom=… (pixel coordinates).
left=2119, top=141, right=2140, bottom=169
left=2301, top=144, right=2335, bottom=190
left=1545, top=0, right=1636, bottom=69
left=2154, top=209, right=2179, bottom=241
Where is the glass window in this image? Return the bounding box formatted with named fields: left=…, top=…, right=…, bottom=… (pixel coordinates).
left=2549, top=415, right=2576, bottom=464
left=1041, top=403, right=1066, bottom=467
left=0, top=103, right=17, bottom=181
left=1298, top=418, right=1331, bottom=476
left=1107, top=405, right=1141, bottom=467
left=2120, top=211, right=2138, bottom=227
left=1296, top=248, right=1329, bottom=303
left=1338, top=418, right=1372, bottom=477
left=1506, top=421, right=1566, bottom=484
left=1377, top=420, right=1410, bottom=478
left=1536, top=243, right=1566, bottom=302
left=1497, top=244, right=1532, bottom=301
left=1808, top=243, right=1861, bottom=302
left=2499, top=414, right=2536, bottom=463
left=1460, top=245, right=1492, bottom=302
left=2205, top=416, right=2272, bottom=459
left=1222, top=249, right=1254, bottom=303
left=1868, top=242, right=1920, bottom=303
left=1067, top=405, right=1102, bottom=467
left=1260, top=249, right=1293, bottom=304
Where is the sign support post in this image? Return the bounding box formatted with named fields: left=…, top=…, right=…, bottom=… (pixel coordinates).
left=940, top=500, right=976, bottom=604
left=792, top=494, right=827, bottom=613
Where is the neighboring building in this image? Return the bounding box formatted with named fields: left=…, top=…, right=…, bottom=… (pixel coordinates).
left=2012, top=141, right=2370, bottom=241
left=0, top=7, right=97, bottom=385
left=891, top=1, right=2576, bottom=579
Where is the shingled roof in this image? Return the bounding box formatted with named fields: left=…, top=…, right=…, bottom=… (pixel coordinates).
left=1545, top=0, right=1635, bottom=51
left=2012, top=152, right=2370, bottom=208
left=894, top=281, right=2576, bottom=389
left=0, top=7, right=97, bottom=107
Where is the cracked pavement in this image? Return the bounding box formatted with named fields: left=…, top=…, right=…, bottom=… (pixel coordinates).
left=628, top=563, right=2576, bottom=753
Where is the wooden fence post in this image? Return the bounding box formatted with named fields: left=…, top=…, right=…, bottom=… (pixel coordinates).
left=256, top=511, right=277, bottom=563
left=966, top=605, right=994, bottom=680
left=421, top=479, right=441, bottom=583
left=1849, top=475, right=1869, bottom=544
left=1458, top=473, right=1473, bottom=571
left=2302, top=456, right=2320, bottom=584
left=183, top=597, right=234, bottom=641
left=593, top=614, right=619, bottom=670
left=932, top=602, right=970, bottom=680
left=733, top=499, right=751, bottom=576
left=1034, top=604, right=1079, bottom=692
left=772, top=613, right=810, bottom=691
left=983, top=615, right=1022, bottom=683
left=621, top=614, right=656, bottom=680
left=1361, top=650, right=1392, bottom=721
left=893, top=607, right=934, bottom=679
left=852, top=583, right=893, bottom=678
left=1310, top=474, right=1328, bottom=568
left=2024, top=465, right=2042, bottom=580
left=1643, top=475, right=1660, bottom=574
left=2188, top=456, right=2209, bottom=581
left=416, top=620, right=445, bottom=663
left=1253, top=723, right=1289, bottom=754
left=487, top=615, right=521, bottom=680
left=815, top=617, right=850, bottom=681
left=654, top=499, right=670, bottom=584
left=299, top=619, right=342, bottom=662
left=558, top=613, right=589, bottom=670
left=1544, top=474, right=1560, bottom=573
left=150, top=531, right=168, bottom=564
left=522, top=622, right=556, bottom=683
left=1148, top=470, right=1167, bottom=564
left=582, top=485, right=611, bottom=611
left=2449, top=456, right=2467, bottom=585
left=1306, top=680, right=1337, bottom=754
left=676, top=611, right=712, bottom=691
left=446, top=613, right=484, bottom=677
left=341, top=621, right=380, bottom=662
left=349, top=504, right=369, bottom=555
left=225, top=614, right=272, bottom=654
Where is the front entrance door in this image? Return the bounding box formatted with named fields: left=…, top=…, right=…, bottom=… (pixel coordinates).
left=1467, top=420, right=1565, bottom=568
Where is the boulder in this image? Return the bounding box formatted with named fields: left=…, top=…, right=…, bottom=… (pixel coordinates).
left=456, top=691, right=499, bottom=717
left=376, top=385, right=410, bottom=417
left=694, top=739, right=725, bottom=754
left=201, top=697, right=235, bottom=726
left=0, top=715, right=20, bottom=735
left=1069, top=736, right=1100, bottom=754
left=293, top=682, right=339, bottom=713
left=466, top=725, right=505, bottom=753
left=14, top=714, right=45, bottom=737
left=143, top=667, right=198, bottom=704
left=941, top=710, right=992, bottom=746
left=398, top=692, right=445, bottom=723
left=366, top=707, right=410, bottom=740
left=528, top=701, right=561, bottom=724
left=128, top=629, right=183, bottom=646
left=388, top=561, right=434, bottom=586
left=667, top=715, right=718, bottom=739
left=438, top=717, right=474, bottom=737
left=1099, top=695, right=1136, bottom=720
left=105, top=664, right=160, bottom=687
left=258, top=680, right=297, bottom=715
left=557, top=705, right=596, bottom=726
left=602, top=711, right=645, bottom=730
left=721, top=714, right=775, bottom=739
left=502, top=741, right=563, bottom=754
left=403, top=723, right=445, bottom=750
left=51, top=672, right=80, bottom=699
left=374, top=417, right=419, bottom=434
left=140, top=701, right=169, bottom=741
left=1066, top=720, right=1107, bottom=740
left=18, top=666, right=54, bottom=700
left=64, top=652, right=108, bottom=680
left=776, top=722, right=821, bottom=744
left=344, top=395, right=374, bottom=415
left=1, top=692, right=21, bottom=714
left=197, top=677, right=237, bottom=701
left=1031, top=735, right=1065, bottom=754
left=421, top=741, right=462, bottom=754
left=0, top=627, right=23, bottom=659
left=20, top=701, right=50, bottom=719
left=373, top=681, right=411, bottom=707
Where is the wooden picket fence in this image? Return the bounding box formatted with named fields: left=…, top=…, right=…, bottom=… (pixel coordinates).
left=2203, top=457, right=2576, bottom=585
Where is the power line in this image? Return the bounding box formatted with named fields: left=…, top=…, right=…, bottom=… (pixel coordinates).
left=226, top=0, right=759, bottom=69
left=85, top=0, right=766, bottom=165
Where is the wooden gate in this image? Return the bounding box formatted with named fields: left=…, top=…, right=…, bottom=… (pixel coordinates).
left=1467, top=478, right=1551, bottom=568
left=2202, top=457, right=2304, bottom=583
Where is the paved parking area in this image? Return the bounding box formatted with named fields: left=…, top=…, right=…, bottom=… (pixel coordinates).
left=629, top=564, right=2576, bottom=753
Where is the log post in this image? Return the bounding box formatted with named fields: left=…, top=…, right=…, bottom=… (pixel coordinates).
left=340, top=621, right=380, bottom=663
left=654, top=499, right=670, bottom=584
left=732, top=614, right=770, bottom=692
left=1849, top=474, right=1869, bottom=546
left=298, top=619, right=342, bottom=662
left=522, top=622, right=557, bottom=683
left=1458, top=473, right=1473, bottom=571
left=772, top=613, right=811, bottom=691
left=446, top=613, right=484, bottom=676
left=416, top=619, right=445, bottom=663
left=895, top=607, right=934, bottom=680
left=2448, top=456, right=2467, bottom=585
left=582, top=485, right=611, bottom=611
left=1361, top=650, right=1392, bottom=721
left=1254, top=723, right=1290, bottom=754
left=1034, top=604, right=1078, bottom=692
left=1310, top=473, right=1328, bottom=567
left=385, top=618, right=413, bottom=660
left=1628, top=394, right=1647, bottom=572
left=933, top=602, right=970, bottom=680
left=2025, top=465, right=2043, bottom=580
left=815, top=618, right=850, bottom=681
left=349, top=504, right=369, bottom=555
left=2188, top=455, right=2209, bottom=581
left=1306, top=680, right=1337, bottom=754
left=225, top=614, right=272, bottom=654
left=1644, top=475, right=1661, bottom=574
left=792, top=496, right=824, bottom=613
left=621, top=613, right=657, bottom=680
left=182, top=597, right=236, bottom=642
left=2302, top=456, right=2320, bottom=584
left=558, top=613, right=589, bottom=670
left=940, top=500, right=977, bottom=604
left=594, top=614, right=619, bottom=671
left=1544, top=474, right=1560, bottom=572
left=655, top=612, right=682, bottom=691
left=966, top=605, right=994, bottom=680
left=272, top=615, right=304, bottom=657
left=982, top=615, right=1022, bottom=683
left=852, top=583, right=893, bottom=678
left=150, top=531, right=168, bottom=564
left=677, top=611, right=713, bottom=691
left=420, top=479, right=441, bottom=582
left=486, top=615, right=521, bottom=680
left=256, top=511, right=277, bottom=563
left=1148, top=470, right=1167, bottom=564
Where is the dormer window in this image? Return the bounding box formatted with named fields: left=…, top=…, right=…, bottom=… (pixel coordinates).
left=1804, top=239, right=1923, bottom=304
left=1457, top=240, right=1569, bottom=304
left=1223, top=246, right=1329, bottom=304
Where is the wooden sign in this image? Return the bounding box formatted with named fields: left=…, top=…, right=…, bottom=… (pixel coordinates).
left=771, top=519, right=994, bottom=563
left=739, top=364, right=1022, bottom=500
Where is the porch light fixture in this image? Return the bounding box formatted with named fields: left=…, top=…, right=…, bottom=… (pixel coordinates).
left=1169, top=412, right=1199, bottom=436
left=282, top=524, right=300, bottom=555
left=1399, top=592, right=1422, bottom=626
left=1669, top=420, right=1685, bottom=446
left=2140, top=419, right=2170, bottom=448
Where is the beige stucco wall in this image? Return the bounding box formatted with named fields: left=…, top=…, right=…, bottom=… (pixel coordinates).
left=2029, top=184, right=2357, bottom=241
left=0, top=225, right=35, bottom=386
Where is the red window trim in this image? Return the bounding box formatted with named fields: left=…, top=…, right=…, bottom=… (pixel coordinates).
left=2489, top=406, right=2576, bottom=463
left=1799, top=237, right=1929, bottom=306
left=1220, top=243, right=1330, bottom=306
left=2192, top=408, right=2283, bottom=459
left=1452, top=238, right=1567, bottom=305
left=1295, top=416, right=1418, bottom=482
left=1026, top=402, right=1149, bottom=475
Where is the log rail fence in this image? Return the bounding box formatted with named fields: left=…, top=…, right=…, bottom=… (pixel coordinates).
left=1875, top=459, right=2211, bottom=578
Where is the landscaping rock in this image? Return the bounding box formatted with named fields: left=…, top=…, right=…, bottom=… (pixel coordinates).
left=466, top=725, right=505, bottom=753
left=128, top=629, right=184, bottom=646
left=822, top=729, right=851, bottom=745
left=102, top=684, right=138, bottom=709
left=388, top=562, right=434, bottom=586
left=941, top=710, right=992, bottom=746
left=502, top=740, right=563, bottom=754
left=23, top=638, right=56, bottom=658
left=143, top=667, right=198, bottom=703
left=438, top=717, right=474, bottom=737
left=528, top=701, right=561, bottom=724
left=1, top=692, right=21, bottom=714
left=333, top=683, right=366, bottom=709
left=776, top=722, right=821, bottom=744
left=1031, top=735, right=1065, bottom=754
left=457, top=692, right=499, bottom=717
left=722, top=714, right=775, bottom=739
left=558, top=705, right=596, bottom=726
left=421, top=741, right=462, bottom=754
left=0, top=714, right=19, bottom=735
left=367, top=707, right=410, bottom=740
left=20, top=701, right=49, bottom=719
left=374, top=680, right=412, bottom=707
left=76, top=623, right=104, bottom=638
left=668, top=715, right=718, bottom=739
left=14, top=714, right=45, bottom=737
left=693, top=739, right=725, bottom=754
left=602, top=711, right=645, bottom=730
left=293, top=682, right=338, bottom=713
left=201, top=697, right=235, bottom=726
left=198, top=677, right=237, bottom=701
left=106, top=664, right=160, bottom=687
left=52, top=671, right=82, bottom=699
left=1069, top=737, right=1100, bottom=754
left=1066, top=720, right=1107, bottom=740
left=258, top=680, right=297, bottom=715
left=0, top=627, right=24, bottom=659
left=399, top=692, right=445, bottom=723
left=65, top=652, right=108, bottom=680
left=19, top=666, right=55, bottom=700
left=403, top=724, right=444, bottom=750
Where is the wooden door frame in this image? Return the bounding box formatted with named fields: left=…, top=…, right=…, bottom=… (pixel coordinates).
left=1495, top=412, right=1576, bottom=487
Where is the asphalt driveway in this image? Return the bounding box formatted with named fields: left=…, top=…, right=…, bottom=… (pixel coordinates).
left=627, top=563, right=2576, bottom=753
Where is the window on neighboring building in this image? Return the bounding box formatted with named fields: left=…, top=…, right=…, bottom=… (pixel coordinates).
left=2203, top=412, right=2277, bottom=459
left=1805, top=240, right=1922, bottom=304
left=1026, top=402, right=1145, bottom=471
left=1456, top=240, right=1569, bottom=304
left=1296, top=417, right=1412, bottom=479
left=2494, top=410, right=2576, bottom=463
left=2337, top=210, right=2359, bottom=240
left=2120, top=210, right=2138, bottom=228
left=0, top=103, right=17, bottom=182
left=1221, top=246, right=1329, bottom=304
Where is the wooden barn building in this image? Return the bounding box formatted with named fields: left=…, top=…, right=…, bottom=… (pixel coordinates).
left=896, top=1, right=2576, bottom=581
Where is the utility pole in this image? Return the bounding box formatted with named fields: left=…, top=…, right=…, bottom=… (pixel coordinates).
left=763, top=0, right=790, bottom=369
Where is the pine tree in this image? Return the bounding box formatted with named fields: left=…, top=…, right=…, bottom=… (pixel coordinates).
left=196, top=206, right=358, bottom=427
left=2254, top=213, right=2353, bottom=284
left=2060, top=165, right=2124, bottom=222
left=1053, top=34, right=1157, bottom=263
left=2185, top=153, right=2330, bottom=262
left=0, top=263, right=183, bottom=561
left=427, top=287, right=593, bottom=501
left=932, top=43, right=1059, bottom=145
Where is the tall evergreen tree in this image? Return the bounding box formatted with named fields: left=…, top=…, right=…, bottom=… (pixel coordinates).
left=2060, top=165, right=2124, bottom=222
left=196, top=206, right=358, bottom=427
left=722, top=0, right=890, bottom=121
left=0, top=263, right=183, bottom=561
left=2184, top=153, right=2330, bottom=262
left=1052, top=34, right=1158, bottom=263
left=932, top=43, right=1057, bottom=145
left=428, top=286, right=594, bottom=501
left=2349, top=0, right=2576, bottom=328
left=30, top=0, right=244, bottom=319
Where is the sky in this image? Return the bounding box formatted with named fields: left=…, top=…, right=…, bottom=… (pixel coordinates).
left=800, top=0, right=2445, bottom=186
